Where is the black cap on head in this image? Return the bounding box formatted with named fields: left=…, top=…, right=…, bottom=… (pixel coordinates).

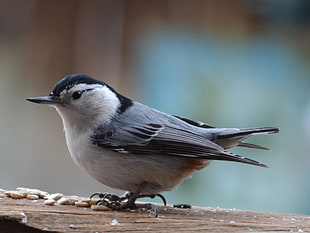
left=48, top=74, right=133, bottom=113
left=51, top=74, right=106, bottom=96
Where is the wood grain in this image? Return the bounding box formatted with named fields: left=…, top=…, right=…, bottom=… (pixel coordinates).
left=0, top=196, right=309, bottom=233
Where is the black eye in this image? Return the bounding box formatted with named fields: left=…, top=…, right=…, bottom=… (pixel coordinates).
left=72, top=91, right=82, bottom=100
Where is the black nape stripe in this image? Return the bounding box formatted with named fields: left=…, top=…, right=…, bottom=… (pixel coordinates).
left=101, top=82, right=133, bottom=113
left=116, top=93, right=133, bottom=114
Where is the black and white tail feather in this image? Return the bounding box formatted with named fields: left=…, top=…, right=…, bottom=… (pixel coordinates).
left=212, top=127, right=279, bottom=150
left=209, top=127, right=279, bottom=167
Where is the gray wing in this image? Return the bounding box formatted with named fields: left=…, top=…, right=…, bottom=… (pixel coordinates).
left=91, top=122, right=267, bottom=167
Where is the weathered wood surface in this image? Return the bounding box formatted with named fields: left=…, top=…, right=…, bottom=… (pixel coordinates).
left=0, top=196, right=309, bottom=233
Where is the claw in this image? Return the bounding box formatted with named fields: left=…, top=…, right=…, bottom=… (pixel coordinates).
left=137, top=193, right=167, bottom=206
left=90, top=192, right=102, bottom=199
left=119, top=191, right=133, bottom=202
left=155, top=194, right=167, bottom=206
left=96, top=199, right=109, bottom=206
left=107, top=194, right=122, bottom=202
left=89, top=185, right=167, bottom=217
left=90, top=192, right=121, bottom=202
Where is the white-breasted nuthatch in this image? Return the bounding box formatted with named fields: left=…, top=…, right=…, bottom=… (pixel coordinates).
left=27, top=74, right=279, bottom=216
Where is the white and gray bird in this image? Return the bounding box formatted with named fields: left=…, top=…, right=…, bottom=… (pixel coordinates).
left=27, top=74, right=279, bottom=215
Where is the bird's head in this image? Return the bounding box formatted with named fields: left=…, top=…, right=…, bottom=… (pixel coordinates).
left=27, top=74, right=132, bottom=131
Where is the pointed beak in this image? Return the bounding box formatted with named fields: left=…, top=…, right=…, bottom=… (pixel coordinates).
left=26, top=96, right=57, bottom=105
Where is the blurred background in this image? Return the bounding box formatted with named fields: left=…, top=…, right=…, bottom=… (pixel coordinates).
left=0, top=0, right=309, bottom=215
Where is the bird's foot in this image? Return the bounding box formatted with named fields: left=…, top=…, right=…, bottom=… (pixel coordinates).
left=90, top=192, right=122, bottom=202
left=97, top=199, right=159, bottom=217
left=134, top=193, right=167, bottom=206
left=90, top=191, right=166, bottom=217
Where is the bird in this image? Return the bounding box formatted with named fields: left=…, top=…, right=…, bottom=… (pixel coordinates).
left=27, top=74, right=279, bottom=216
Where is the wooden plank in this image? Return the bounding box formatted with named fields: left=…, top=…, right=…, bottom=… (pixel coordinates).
left=0, top=196, right=309, bottom=233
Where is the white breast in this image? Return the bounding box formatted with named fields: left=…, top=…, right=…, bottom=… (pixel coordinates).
left=61, top=122, right=202, bottom=194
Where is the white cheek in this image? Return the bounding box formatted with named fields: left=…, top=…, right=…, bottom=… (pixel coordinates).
left=53, top=85, right=121, bottom=133
left=87, top=86, right=120, bottom=125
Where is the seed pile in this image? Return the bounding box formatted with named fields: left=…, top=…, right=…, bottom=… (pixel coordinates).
left=1, top=187, right=109, bottom=211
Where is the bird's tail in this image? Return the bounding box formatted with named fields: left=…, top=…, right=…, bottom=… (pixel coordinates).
left=214, top=127, right=279, bottom=150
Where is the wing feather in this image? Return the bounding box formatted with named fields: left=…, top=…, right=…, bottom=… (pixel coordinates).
left=91, top=122, right=267, bottom=167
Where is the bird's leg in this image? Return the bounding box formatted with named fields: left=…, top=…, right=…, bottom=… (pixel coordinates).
left=118, top=191, right=133, bottom=201
left=113, top=192, right=166, bottom=206
left=112, top=183, right=160, bottom=217
left=90, top=183, right=166, bottom=217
